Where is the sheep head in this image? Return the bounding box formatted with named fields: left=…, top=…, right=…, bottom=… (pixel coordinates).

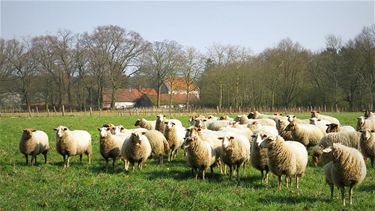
left=284, top=121, right=296, bottom=132
left=326, top=123, right=339, bottom=133
left=218, top=136, right=235, bottom=149
left=22, top=128, right=36, bottom=139
left=98, top=127, right=111, bottom=138
left=311, top=145, right=324, bottom=166
left=360, top=129, right=375, bottom=142
left=356, top=116, right=365, bottom=131
left=54, top=126, right=69, bottom=138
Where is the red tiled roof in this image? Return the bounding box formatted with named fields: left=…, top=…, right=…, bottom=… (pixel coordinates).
left=164, top=78, right=199, bottom=91
left=103, top=88, right=156, bottom=103
left=147, top=93, right=199, bottom=105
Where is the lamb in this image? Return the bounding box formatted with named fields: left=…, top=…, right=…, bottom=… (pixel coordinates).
left=359, top=129, right=375, bottom=167
left=322, top=143, right=366, bottom=206
left=325, top=123, right=355, bottom=133
left=134, top=118, right=156, bottom=130
left=311, top=131, right=361, bottom=166
left=155, top=114, right=182, bottom=133
left=184, top=135, right=217, bottom=180
left=19, top=128, right=49, bottom=165
left=121, top=131, right=152, bottom=171
left=257, top=135, right=308, bottom=190
left=219, top=135, right=250, bottom=181
left=311, top=111, right=340, bottom=125
left=98, top=127, right=126, bottom=170
left=143, top=130, right=170, bottom=164
left=285, top=120, right=324, bottom=147
left=250, top=126, right=278, bottom=184
left=54, top=126, right=92, bottom=168
left=164, top=121, right=185, bottom=161
left=356, top=116, right=375, bottom=131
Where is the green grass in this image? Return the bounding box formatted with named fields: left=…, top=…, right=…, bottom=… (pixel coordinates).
left=0, top=113, right=374, bottom=210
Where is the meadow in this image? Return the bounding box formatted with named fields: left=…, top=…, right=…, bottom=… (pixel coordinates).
left=0, top=112, right=374, bottom=210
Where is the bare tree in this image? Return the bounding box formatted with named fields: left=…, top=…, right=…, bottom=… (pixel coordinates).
left=142, top=40, right=183, bottom=108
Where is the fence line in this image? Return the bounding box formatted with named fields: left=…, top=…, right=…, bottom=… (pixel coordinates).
left=0, top=105, right=365, bottom=118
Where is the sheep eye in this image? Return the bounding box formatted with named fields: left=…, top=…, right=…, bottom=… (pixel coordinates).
left=63, top=128, right=67, bottom=131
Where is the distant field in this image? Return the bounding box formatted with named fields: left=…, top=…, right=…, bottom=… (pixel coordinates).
left=0, top=112, right=374, bottom=210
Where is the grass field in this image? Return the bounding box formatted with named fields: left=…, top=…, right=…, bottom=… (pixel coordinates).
left=0, top=112, right=374, bottom=210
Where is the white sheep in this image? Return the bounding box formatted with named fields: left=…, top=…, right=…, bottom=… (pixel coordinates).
left=325, top=123, right=355, bottom=133
left=309, top=117, right=329, bottom=134
left=164, top=121, right=185, bottom=161
left=285, top=120, right=325, bottom=147
left=258, top=135, right=308, bottom=190
left=247, top=119, right=276, bottom=128
left=156, top=114, right=182, bottom=133
left=286, top=114, right=310, bottom=124
left=54, top=126, right=92, bottom=168
left=311, top=131, right=361, bottom=166
left=98, top=127, right=126, bottom=170
left=275, top=118, right=293, bottom=140
left=322, top=143, right=366, bottom=206
left=184, top=135, right=217, bottom=180
left=143, top=130, right=170, bottom=164
left=219, top=135, right=250, bottom=181
left=19, top=128, right=49, bottom=165
left=359, top=129, right=375, bottom=168
left=134, top=118, right=156, bottom=130
left=207, top=120, right=233, bottom=131
left=121, top=131, right=152, bottom=171
left=356, top=116, right=375, bottom=131
left=311, top=111, right=340, bottom=125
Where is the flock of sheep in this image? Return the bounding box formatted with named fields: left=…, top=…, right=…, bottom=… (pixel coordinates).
left=19, top=111, right=375, bottom=206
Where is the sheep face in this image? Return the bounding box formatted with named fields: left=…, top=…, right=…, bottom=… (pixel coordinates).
left=157, top=114, right=166, bottom=122
left=322, top=143, right=341, bottom=160
left=131, top=132, right=144, bottom=145
left=311, top=145, right=323, bottom=166
left=184, top=136, right=197, bottom=147
left=326, top=123, right=339, bottom=133
left=54, top=126, right=68, bottom=138
left=311, top=111, right=319, bottom=118
left=258, top=136, right=278, bottom=148
left=165, top=121, right=175, bottom=130
left=248, top=112, right=256, bottom=119
left=285, top=122, right=296, bottom=132
left=356, top=117, right=365, bottom=131
left=364, top=110, right=373, bottom=118
left=256, top=134, right=272, bottom=148
left=22, top=128, right=36, bottom=139
left=135, top=119, right=145, bottom=127
left=98, top=127, right=111, bottom=138
left=287, top=115, right=296, bottom=123
left=360, top=129, right=374, bottom=142
left=114, top=125, right=125, bottom=135
left=219, top=136, right=234, bottom=149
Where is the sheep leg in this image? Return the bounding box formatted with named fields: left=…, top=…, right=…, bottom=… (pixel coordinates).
left=349, top=184, right=354, bottom=205
left=371, top=157, right=374, bottom=168
left=138, top=160, right=143, bottom=170
left=24, top=154, right=29, bottom=165
left=210, top=166, right=214, bottom=177
left=87, top=153, right=91, bottom=165
left=66, top=156, right=71, bottom=168
left=202, top=168, right=206, bottom=180
left=31, top=155, right=35, bottom=166
left=159, top=155, right=163, bottom=165
left=194, top=168, right=198, bottom=180
left=105, top=158, right=109, bottom=172
left=63, top=155, right=66, bottom=168
left=229, top=166, right=233, bottom=180
left=285, top=176, right=289, bottom=189
left=296, top=176, right=300, bottom=190
left=124, top=160, right=129, bottom=172
left=265, top=171, right=269, bottom=185
left=278, top=176, right=282, bottom=190
left=112, top=158, right=116, bottom=169
left=236, top=164, right=241, bottom=182
left=329, top=184, right=334, bottom=200
left=80, top=154, right=83, bottom=162
left=340, top=187, right=346, bottom=206
left=43, top=152, right=48, bottom=164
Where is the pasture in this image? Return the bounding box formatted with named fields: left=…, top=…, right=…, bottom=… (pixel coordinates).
left=0, top=112, right=374, bottom=210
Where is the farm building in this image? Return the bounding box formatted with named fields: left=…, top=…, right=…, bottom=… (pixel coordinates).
left=102, top=78, right=200, bottom=109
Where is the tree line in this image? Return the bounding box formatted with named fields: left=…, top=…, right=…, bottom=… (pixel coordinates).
left=0, top=24, right=374, bottom=112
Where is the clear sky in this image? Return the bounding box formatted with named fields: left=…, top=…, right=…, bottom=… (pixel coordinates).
left=1, top=0, right=374, bottom=54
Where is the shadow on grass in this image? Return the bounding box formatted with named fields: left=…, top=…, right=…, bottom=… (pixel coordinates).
left=358, top=183, right=375, bottom=193
left=258, top=194, right=326, bottom=204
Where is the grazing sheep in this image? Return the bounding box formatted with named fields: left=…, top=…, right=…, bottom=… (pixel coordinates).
left=311, top=111, right=340, bottom=125
left=184, top=135, right=217, bottom=180
left=356, top=116, right=375, bottom=131
left=258, top=135, right=308, bottom=190
left=156, top=114, right=183, bottom=133
left=219, top=135, right=250, bottom=181
left=322, top=143, right=366, bottom=206
left=325, top=123, right=355, bottom=133
left=121, top=131, right=152, bottom=171
left=285, top=121, right=324, bottom=147
left=143, top=130, right=170, bottom=164
left=134, top=118, right=156, bottom=130
left=164, top=121, right=185, bottom=161
left=19, top=128, right=49, bottom=165
left=54, top=126, right=92, bottom=168
left=98, top=127, right=126, bottom=170
left=359, top=129, right=375, bottom=167
left=234, top=115, right=250, bottom=124
left=311, top=131, right=361, bottom=166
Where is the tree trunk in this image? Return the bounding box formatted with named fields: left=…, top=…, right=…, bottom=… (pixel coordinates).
left=219, top=83, right=223, bottom=110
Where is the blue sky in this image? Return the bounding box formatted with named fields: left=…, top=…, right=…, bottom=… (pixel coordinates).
left=1, top=1, right=374, bottom=54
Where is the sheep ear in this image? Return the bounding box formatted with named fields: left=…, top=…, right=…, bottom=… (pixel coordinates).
left=142, top=132, right=146, bottom=135
left=23, top=129, right=28, bottom=132
left=172, top=122, right=175, bottom=126
left=186, top=128, right=191, bottom=132
left=218, top=137, right=224, bottom=140
left=63, top=127, right=68, bottom=131
left=326, top=124, right=330, bottom=127
left=53, top=128, right=58, bottom=131
left=371, top=130, right=375, bottom=133
left=97, top=128, right=101, bottom=131
left=229, top=136, right=235, bottom=140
